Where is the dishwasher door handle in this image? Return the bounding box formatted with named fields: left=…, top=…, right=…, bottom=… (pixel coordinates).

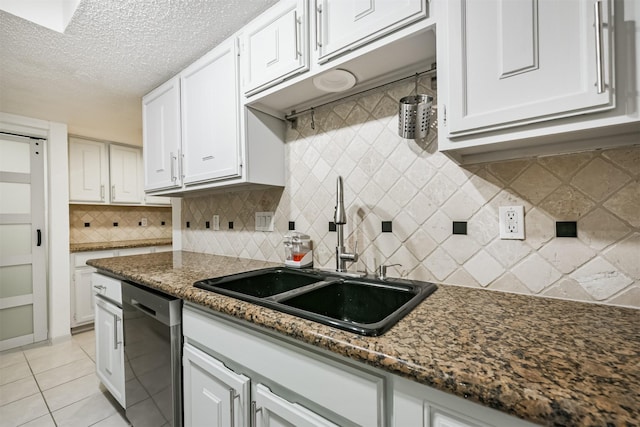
left=130, top=298, right=158, bottom=319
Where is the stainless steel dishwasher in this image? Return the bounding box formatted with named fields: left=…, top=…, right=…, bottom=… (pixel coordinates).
left=122, top=281, right=182, bottom=427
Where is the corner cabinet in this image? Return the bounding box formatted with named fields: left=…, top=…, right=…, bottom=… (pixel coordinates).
left=109, top=144, right=143, bottom=204
left=143, top=35, right=286, bottom=197
left=438, top=0, right=640, bottom=163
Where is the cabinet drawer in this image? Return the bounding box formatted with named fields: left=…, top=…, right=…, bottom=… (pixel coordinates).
left=92, top=273, right=122, bottom=304
left=74, top=250, right=115, bottom=267
left=184, top=305, right=384, bottom=426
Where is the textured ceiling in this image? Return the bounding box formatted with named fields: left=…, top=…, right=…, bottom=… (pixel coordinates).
left=0, top=0, right=278, bottom=144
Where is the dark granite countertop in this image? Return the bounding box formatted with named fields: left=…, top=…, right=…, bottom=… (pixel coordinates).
left=87, top=251, right=640, bottom=426
left=70, top=238, right=172, bottom=253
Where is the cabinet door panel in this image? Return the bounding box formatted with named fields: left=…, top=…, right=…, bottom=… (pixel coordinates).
left=254, top=384, right=337, bottom=427
left=243, top=0, right=308, bottom=95
left=72, top=268, right=95, bottom=326
left=183, top=344, right=250, bottom=427
left=95, top=298, right=125, bottom=407
left=181, top=39, right=240, bottom=185
left=109, top=145, right=143, bottom=204
left=317, top=0, right=426, bottom=62
left=68, top=138, right=108, bottom=203
left=142, top=78, right=182, bottom=191
left=448, top=0, right=612, bottom=135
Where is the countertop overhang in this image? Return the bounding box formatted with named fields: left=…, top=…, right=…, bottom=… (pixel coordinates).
left=70, top=238, right=173, bottom=253
left=87, top=251, right=640, bottom=426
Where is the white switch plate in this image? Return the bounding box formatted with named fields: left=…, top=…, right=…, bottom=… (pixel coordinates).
left=140, top=218, right=148, bottom=227
left=499, top=206, right=525, bottom=240
left=255, top=212, right=274, bottom=232
left=212, top=215, right=220, bottom=231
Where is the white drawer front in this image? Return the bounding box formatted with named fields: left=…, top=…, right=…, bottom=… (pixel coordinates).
left=184, top=305, right=384, bottom=426
left=92, top=273, right=122, bottom=304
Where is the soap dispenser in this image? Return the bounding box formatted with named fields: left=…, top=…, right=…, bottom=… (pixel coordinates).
left=284, top=232, right=313, bottom=268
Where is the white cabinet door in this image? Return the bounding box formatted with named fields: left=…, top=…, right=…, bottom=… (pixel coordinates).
left=183, top=343, right=250, bottom=427
left=95, top=297, right=125, bottom=408
left=181, top=39, right=241, bottom=185
left=68, top=137, right=109, bottom=203
left=72, top=267, right=95, bottom=327
left=142, top=77, right=182, bottom=192
left=109, top=144, right=143, bottom=204
left=253, top=384, right=338, bottom=427
left=447, top=0, right=612, bottom=136
left=315, top=0, right=427, bottom=63
left=242, top=0, right=308, bottom=95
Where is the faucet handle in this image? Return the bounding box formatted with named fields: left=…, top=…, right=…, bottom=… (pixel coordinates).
left=377, top=263, right=402, bottom=280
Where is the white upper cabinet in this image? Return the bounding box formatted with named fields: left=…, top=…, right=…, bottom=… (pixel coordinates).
left=181, top=38, right=241, bottom=185
left=109, top=144, right=143, bottom=204
left=242, top=0, right=309, bottom=96
left=447, top=0, right=612, bottom=136
left=315, top=0, right=428, bottom=63
left=69, top=137, right=109, bottom=203
left=142, top=77, right=182, bottom=192
left=439, top=0, right=640, bottom=163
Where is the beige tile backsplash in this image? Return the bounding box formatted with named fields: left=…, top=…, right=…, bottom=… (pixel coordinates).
left=182, top=77, right=640, bottom=308
left=70, top=205, right=172, bottom=243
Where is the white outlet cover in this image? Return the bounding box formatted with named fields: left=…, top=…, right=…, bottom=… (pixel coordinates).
left=212, top=215, right=220, bottom=231
left=499, top=206, right=525, bottom=240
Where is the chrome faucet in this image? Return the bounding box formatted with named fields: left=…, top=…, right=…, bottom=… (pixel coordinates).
left=334, top=176, right=358, bottom=272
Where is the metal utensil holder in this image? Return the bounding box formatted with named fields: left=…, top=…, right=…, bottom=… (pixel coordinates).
left=398, top=74, right=433, bottom=139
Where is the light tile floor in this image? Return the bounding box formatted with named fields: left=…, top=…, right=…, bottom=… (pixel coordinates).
left=0, top=330, right=130, bottom=427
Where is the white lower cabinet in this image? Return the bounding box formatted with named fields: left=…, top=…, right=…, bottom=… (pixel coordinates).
left=95, top=291, right=125, bottom=408
left=183, top=343, right=250, bottom=427
left=184, top=303, right=538, bottom=427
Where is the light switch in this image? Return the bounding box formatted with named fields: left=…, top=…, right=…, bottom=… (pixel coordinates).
left=255, top=212, right=274, bottom=232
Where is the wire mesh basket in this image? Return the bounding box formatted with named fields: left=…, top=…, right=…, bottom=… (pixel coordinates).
left=398, top=94, right=433, bottom=139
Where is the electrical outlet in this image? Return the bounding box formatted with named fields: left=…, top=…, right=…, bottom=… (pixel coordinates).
left=212, top=215, right=220, bottom=231
left=140, top=218, right=148, bottom=227
left=499, top=206, right=525, bottom=240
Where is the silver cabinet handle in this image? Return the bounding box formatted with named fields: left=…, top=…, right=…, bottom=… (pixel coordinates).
left=315, top=3, right=322, bottom=49
left=294, top=11, right=301, bottom=59
left=111, top=185, right=116, bottom=201
left=251, top=401, right=257, bottom=426
left=594, top=0, right=605, bottom=93
left=100, top=185, right=105, bottom=201
left=113, top=314, right=119, bottom=350
left=229, top=388, right=237, bottom=427
left=170, top=152, right=177, bottom=182
left=93, top=285, right=106, bottom=291
left=179, top=149, right=184, bottom=180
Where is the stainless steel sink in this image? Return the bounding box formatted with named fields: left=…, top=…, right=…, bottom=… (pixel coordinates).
left=194, top=268, right=437, bottom=336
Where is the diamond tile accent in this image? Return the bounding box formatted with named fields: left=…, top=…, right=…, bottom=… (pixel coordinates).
left=570, top=158, right=630, bottom=201
left=179, top=80, right=640, bottom=308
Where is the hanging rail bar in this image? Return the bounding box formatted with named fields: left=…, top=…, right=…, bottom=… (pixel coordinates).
left=285, top=65, right=437, bottom=123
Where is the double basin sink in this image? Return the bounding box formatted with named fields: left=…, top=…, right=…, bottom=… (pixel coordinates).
left=194, top=268, right=437, bottom=336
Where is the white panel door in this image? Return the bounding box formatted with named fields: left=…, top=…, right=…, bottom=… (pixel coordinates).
left=68, top=137, right=109, bottom=203
left=142, top=77, right=182, bottom=191
left=109, top=144, right=143, bottom=204
left=253, top=384, right=338, bottom=427
left=95, top=297, right=125, bottom=407
left=447, top=0, right=613, bottom=135
left=72, top=267, right=95, bottom=326
left=242, top=0, right=308, bottom=95
left=0, top=133, right=47, bottom=351
left=183, top=343, right=250, bottom=427
left=316, top=0, right=426, bottom=62
left=181, top=38, right=241, bottom=185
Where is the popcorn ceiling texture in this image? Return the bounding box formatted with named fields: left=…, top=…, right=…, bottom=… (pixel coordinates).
left=0, top=0, right=278, bottom=144
left=182, top=77, right=640, bottom=308
left=70, top=204, right=172, bottom=244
